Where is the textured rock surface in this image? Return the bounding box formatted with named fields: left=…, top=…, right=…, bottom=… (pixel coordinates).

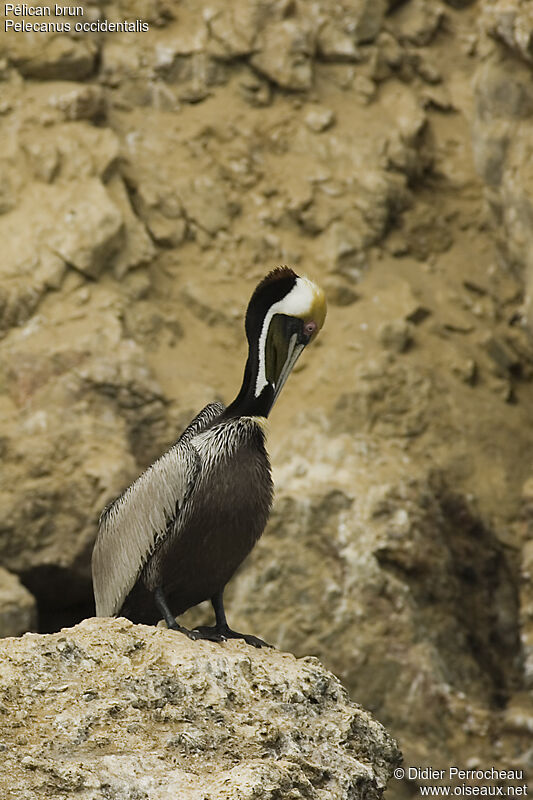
left=1, top=0, right=533, bottom=797
left=474, top=0, right=533, bottom=326
left=221, top=476, right=526, bottom=776
left=0, top=617, right=400, bottom=799
left=0, top=566, right=37, bottom=638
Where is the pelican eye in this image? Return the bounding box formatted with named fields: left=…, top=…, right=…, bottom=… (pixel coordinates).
left=303, top=320, right=318, bottom=340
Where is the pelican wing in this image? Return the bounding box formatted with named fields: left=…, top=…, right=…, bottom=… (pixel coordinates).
left=92, top=402, right=225, bottom=617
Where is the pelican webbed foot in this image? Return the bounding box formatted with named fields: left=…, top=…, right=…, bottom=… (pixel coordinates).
left=190, top=589, right=273, bottom=648
left=190, top=623, right=271, bottom=648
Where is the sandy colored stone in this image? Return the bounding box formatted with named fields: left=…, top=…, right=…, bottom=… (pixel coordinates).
left=47, top=179, right=124, bottom=278
left=520, top=538, right=533, bottom=689
left=0, top=617, right=400, bottom=799
left=20, top=123, right=120, bottom=183
left=390, top=0, right=444, bottom=46
left=46, top=83, right=106, bottom=122
left=106, top=175, right=157, bottom=278
left=0, top=26, right=97, bottom=80
left=182, top=175, right=237, bottom=236
left=316, top=21, right=360, bottom=62
left=0, top=178, right=123, bottom=326
left=474, top=0, right=533, bottom=330
left=0, top=566, right=37, bottom=638
left=482, top=0, right=533, bottom=63
left=305, top=106, right=336, bottom=132
left=378, top=319, right=413, bottom=352
left=206, top=0, right=257, bottom=58
left=251, top=19, right=315, bottom=90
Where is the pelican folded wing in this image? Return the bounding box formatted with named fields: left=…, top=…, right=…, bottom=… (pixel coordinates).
left=92, top=402, right=224, bottom=618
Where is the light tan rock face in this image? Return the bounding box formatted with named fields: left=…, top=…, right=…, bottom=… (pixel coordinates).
left=222, top=477, right=524, bottom=773
left=474, top=0, right=533, bottom=327
left=1, top=0, right=533, bottom=796
left=0, top=617, right=400, bottom=799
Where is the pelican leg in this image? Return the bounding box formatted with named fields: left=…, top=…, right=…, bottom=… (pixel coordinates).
left=154, top=587, right=192, bottom=637
left=192, top=590, right=272, bottom=648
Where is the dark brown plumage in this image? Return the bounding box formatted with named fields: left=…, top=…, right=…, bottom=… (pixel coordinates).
left=121, top=413, right=272, bottom=627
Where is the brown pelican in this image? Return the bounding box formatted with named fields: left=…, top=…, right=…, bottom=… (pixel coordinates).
left=92, top=267, right=326, bottom=646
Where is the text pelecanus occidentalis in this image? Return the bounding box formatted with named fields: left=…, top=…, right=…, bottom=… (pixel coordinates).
left=92, top=267, right=326, bottom=646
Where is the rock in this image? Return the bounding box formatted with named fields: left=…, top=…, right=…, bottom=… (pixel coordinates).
left=324, top=280, right=359, bottom=307
left=106, top=175, right=157, bottom=278
left=374, top=31, right=404, bottom=77
left=473, top=3, right=533, bottom=329
left=452, top=358, right=477, bottom=385
left=442, top=0, right=476, bottom=7
left=251, top=19, right=315, bottom=91
left=333, top=358, right=433, bottom=437
left=20, top=123, right=120, bottom=183
left=390, top=0, right=444, bottom=47
left=0, top=567, right=37, bottom=638
left=480, top=334, right=521, bottom=375
left=475, top=59, right=533, bottom=121
left=0, top=253, right=66, bottom=334
left=1, top=29, right=97, bottom=80
left=0, top=178, right=123, bottom=288
left=0, top=157, right=20, bottom=214
left=181, top=283, right=238, bottom=328
left=316, top=21, right=360, bottom=62
left=316, top=0, right=387, bottom=55
left=520, top=539, right=533, bottom=688
left=0, top=189, right=69, bottom=332
left=320, top=219, right=366, bottom=276
left=378, top=319, right=413, bottom=352
left=182, top=175, right=237, bottom=236
left=130, top=179, right=188, bottom=248
left=100, top=39, right=145, bottom=89
left=482, top=0, right=533, bottom=63
left=238, top=69, right=273, bottom=106
left=46, top=178, right=124, bottom=279
left=305, top=105, right=336, bottom=132
left=122, top=301, right=183, bottom=349
left=354, top=74, right=378, bottom=104
left=396, top=203, right=453, bottom=260
left=351, top=0, right=388, bottom=44
left=206, top=1, right=256, bottom=59
left=0, top=617, right=401, bottom=799
left=46, top=83, right=106, bottom=122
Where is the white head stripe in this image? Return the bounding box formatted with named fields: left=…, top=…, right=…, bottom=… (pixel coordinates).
left=255, top=276, right=318, bottom=397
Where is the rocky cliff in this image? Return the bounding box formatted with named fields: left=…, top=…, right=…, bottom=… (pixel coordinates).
left=1, top=0, right=533, bottom=796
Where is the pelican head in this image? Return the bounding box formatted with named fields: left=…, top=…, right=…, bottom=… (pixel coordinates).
left=226, top=267, right=326, bottom=418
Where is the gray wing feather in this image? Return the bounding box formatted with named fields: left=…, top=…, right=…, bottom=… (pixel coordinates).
left=92, top=402, right=225, bottom=617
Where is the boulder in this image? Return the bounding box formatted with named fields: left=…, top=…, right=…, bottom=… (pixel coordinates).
left=0, top=617, right=401, bottom=799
